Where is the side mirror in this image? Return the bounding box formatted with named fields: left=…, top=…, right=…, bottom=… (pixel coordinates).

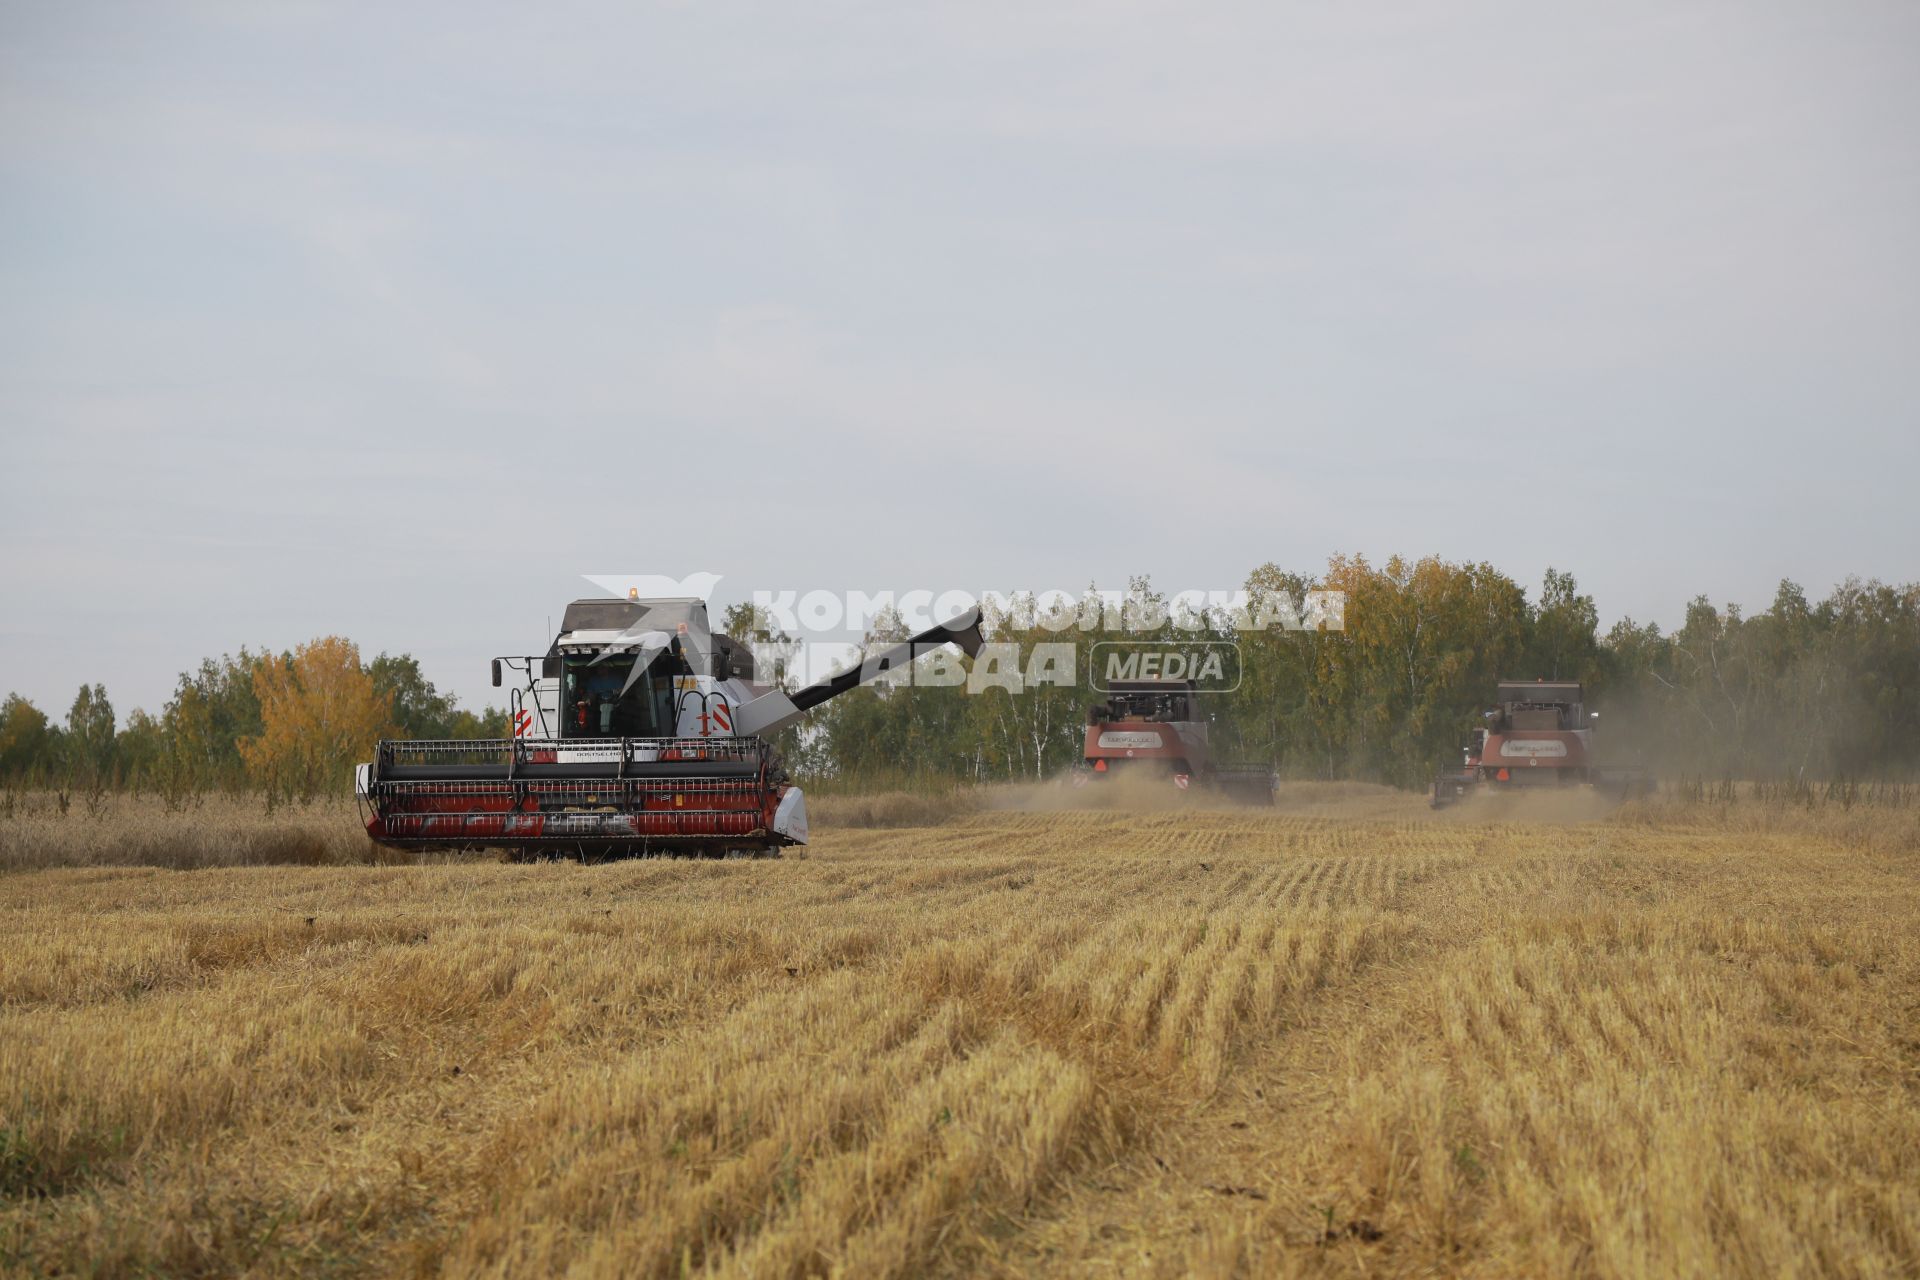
left=1589, top=711, right=1600, bottom=720
left=490, top=659, right=503, bottom=688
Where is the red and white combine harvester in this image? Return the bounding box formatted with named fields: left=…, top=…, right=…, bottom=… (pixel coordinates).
left=356, top=596, right=984, bottom=857
left=1430, top=679, right=1654, bottom=808
left=1073, top=678, right=1276, bottom=804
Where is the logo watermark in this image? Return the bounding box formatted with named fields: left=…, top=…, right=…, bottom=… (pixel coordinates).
left=1091, top=641, right=1242, bottom=693
left=579, top=575, right=1343, bottom=693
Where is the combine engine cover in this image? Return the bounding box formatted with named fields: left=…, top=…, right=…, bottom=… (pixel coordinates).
left=356, top=596, right=984, bottom=857
left=1081, top=680, right=1212, bottom=784
left=1479, top=680, right=1594, bottom=787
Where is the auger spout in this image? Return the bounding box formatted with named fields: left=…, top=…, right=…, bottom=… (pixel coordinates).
left=732, top=607, right=985, bottom=737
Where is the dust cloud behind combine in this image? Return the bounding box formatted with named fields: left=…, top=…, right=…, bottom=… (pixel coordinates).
left=3, top=791, right=1916, bottom=1277
left=990, top=775, right=1620, bottom=825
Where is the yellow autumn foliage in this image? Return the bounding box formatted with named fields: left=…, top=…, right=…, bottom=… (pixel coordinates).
left=239, top=636, right=393, bottom=799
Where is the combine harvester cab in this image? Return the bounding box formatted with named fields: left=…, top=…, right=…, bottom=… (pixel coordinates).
left=1075, top=679, right=1276, bottom=804
left=1431, top=679, right=1653, bottom=808
left=356, top=597, right=984, bottom=858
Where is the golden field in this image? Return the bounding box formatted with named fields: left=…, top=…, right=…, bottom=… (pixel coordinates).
left=2, top=786, right=1917, bottom=1278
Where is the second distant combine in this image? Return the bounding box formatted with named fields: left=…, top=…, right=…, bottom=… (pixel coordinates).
left=1431, top=679, right=1654, bottom=808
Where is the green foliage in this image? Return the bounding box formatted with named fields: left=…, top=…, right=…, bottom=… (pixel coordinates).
left=447, top=707, right=512, bottom=739
left=1532, top=568, right=1602, bottom=684
left=0, top=695, right=51, bottom=779
left=369, top=653, right=461, bottom=740
left=161, top=651, right=266, bottom=791
left=64, top=684, right=116, bottom=788
left=1601, top=577, right=1920, bottom=779
left=114, top=709, right=169, bottom=789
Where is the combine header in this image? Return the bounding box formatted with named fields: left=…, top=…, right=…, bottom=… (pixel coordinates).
left=356, top=596, right=984, bottom=857
left=1074, top=678, right=1276, bottom=804
left=1431, top=679, right=1653, bottom=808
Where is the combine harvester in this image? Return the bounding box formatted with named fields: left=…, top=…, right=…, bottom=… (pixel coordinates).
left=1431, top=679, right=1654, bottom=808
left=356, top=596, right=984, bottom=857
left=1073, top=678, right=1276, bottom=804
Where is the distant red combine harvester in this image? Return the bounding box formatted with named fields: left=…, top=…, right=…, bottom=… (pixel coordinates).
left=1431, top=679, right=1654, bottom=808
left=1073, top=678, right=1276, bottom=804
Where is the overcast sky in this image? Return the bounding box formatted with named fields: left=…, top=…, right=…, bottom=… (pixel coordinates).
left=2, top=1, right=1916, bottom=719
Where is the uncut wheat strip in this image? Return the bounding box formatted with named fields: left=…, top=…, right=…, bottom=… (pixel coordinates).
left=1277, top=909, right=1343, bottom=996
left=1149, top=917, right=1246, bottom=1078
left=1178, top=914, right=1285, bottom=1093
left=1242, top=860, right=1297, bottom=908
left=1, top=1009, right=605, bottom=1276
left=1293, top=858, right=1338, bottom=908
left=826, top=1038, right=1100, bottom=1280
left=1, top=979, right=387, bottom=1172
left=1241, top=838, right=1919, bottom=1278
left=1466, top=960, right=1809, bottom=1274
left=1027, top=916, right=1164, bottom=1033
left=706, top=1030, right=1097, bottom=1280
left=636, top=1002, right=981, bottom=1278
left=1328, top=855, right=1371, bottom=906
left=0, top=910, right=623, bottom=1179
left=1092, top=917, right=1209, bottom=1051
left=1260, top=860, right=1318, bottom=909
left=1006, top=917, right=1152, bottom=1059
left=1427, top=923, right=1915, bottom=1274
left=0, top=915, right=201, bottom=1008
left=449, top=977, right=964, bottom=1276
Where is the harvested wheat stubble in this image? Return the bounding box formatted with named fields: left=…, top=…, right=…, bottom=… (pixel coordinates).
left=1, top=790, right=1916, bottom=1278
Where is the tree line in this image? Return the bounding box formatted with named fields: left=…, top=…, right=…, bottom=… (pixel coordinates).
left=0, top=638, right=506, bottom=802
left=3, top=558, right=1914, bottom=799
left=800, top=558, right=1920, bottom=788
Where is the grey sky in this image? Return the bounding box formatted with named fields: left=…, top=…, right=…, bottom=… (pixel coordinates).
left=3, top=1, right=1916, bottom=719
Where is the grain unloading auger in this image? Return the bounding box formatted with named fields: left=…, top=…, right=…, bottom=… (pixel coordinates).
left=356, top=597, right=985, bottom=857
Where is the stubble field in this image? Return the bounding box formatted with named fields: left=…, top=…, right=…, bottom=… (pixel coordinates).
left=2, top=786, right=1917, bottom=1278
